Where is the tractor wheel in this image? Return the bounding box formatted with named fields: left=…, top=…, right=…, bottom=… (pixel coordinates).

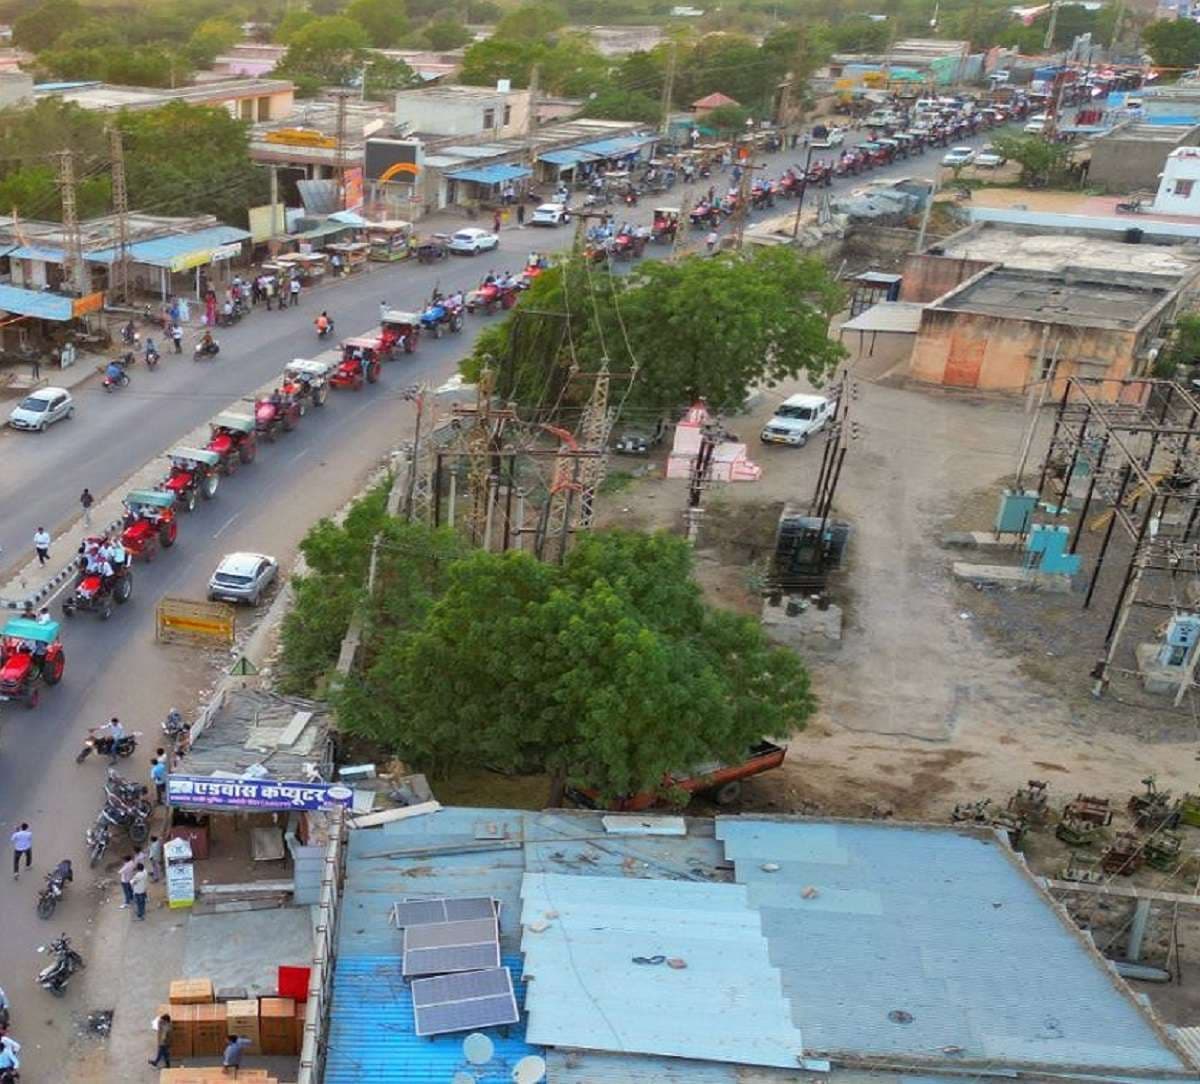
left=239, top=440, right=256, bottom=463
left=26, top=688, right=39, bottom=708
left=184, top=490, right=197, bottom=513
left=115, top=575, right=132, bottom=604
left=224, top=454, right=238, bottom=476
left=714, top=780, right=743, bottom=806
left=314, top=385, right=328, bottom=407
left=202, top=474, right=219, bottom=500
left=296, top=398, right=308, bottom=418
left=100, top=603, right=112, bottom=621
left=44, top=654, right=63, bottom=685
left=283, top=410, right=297, bottom=432
left=367, top=362, right=380, bottom=385
left=161, top=522, right=177, bottom=548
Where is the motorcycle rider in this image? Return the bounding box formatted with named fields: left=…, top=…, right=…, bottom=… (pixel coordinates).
left=99, top=716, right=125, bottom=763
left=120, top=319, right=136, bottom=345
left=104, top=360, right=125, bottom=388
left=143, top=336, right=159, bottom=365
left=198, top=329, right=216, bottom=355
left=315, top=312, right=333, bottom=337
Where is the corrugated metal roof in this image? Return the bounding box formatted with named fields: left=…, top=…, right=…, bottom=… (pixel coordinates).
left=519, top=871, right=805, bottom=1068
left=539, top=147, right=603, bottom=167
left=325, top=954, right=539, bottom=1084
left=1175, top=1028, right=1200, bottom=1069
left=546, top=1050, right=739, bottom=1082
left=571, top=134, right=655, bottom=157
left=0, top=284, right=73, bottom=321
left=841, top=302, right=925, bottom=335
left=9, top=245, right=64, bottom=263
left=716, top=819, right=1191, bottom=1074
left=87, top=225, right=249, bottom=268
left=447, top=164, right=532, bottom=184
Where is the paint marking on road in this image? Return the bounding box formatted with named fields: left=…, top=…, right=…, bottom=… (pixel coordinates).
left=288, top=448, right=310, bottom=465
left=213, top=512, right=241, bottom=539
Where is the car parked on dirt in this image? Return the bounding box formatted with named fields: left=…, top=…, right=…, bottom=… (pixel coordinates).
left=530, top=202, right=570, bottom=226
left=208, top=552, right=278, bottom=606
left=941, top=145, right=976, bottom=167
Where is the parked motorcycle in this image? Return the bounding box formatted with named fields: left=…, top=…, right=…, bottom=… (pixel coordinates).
left=101, top=788, right=151, bottom=844
left=35, top=860, right=73, bottom=920
left=85, top=815, right=110, bottom=868
left=36, top=934, right=84, bottom=996
left=76, top=728, right=139, bottom=764
left=193, top=337, right=220, bottom=360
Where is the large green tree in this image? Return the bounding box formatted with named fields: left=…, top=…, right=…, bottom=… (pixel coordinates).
left=278, top=15, right=371, bottom=86
left=336, top=531, right=814, bottom=804
left=345, top=0, right=408, bottom=46
left=1142, top=19, right=1200, bottom=69
left=12, top=0, right=82, bottom=51
left=492, top=1, right=566, bottom=40
left=991, top=133, right=1070, bottom=186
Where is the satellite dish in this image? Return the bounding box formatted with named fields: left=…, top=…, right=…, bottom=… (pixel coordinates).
left=462, top=1032, right=494, bottom=1065
left=452, top=1074, right=475, bottom=1084
left=512, top=1055, right=547, bottom=1084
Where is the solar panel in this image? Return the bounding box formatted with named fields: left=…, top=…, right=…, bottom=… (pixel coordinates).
left=391, top=897, right=496, bottom=929
left=403, top=942, right=501, bottom=977
left=412, top=967, right=519, bottom=1037
left=405, top=917, right=496, bottom=951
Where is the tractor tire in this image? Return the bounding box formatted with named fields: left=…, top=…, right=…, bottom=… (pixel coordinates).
left=161, top=522, right=177, bottom=548
left=115, top=575, right=132, bottom=604
left=714, top=780, right=743, bottom=806
left=202, top=474, right=219, bottom=500
left=44, top=654, right=63, bottom=685
left=224, top=455, right=238, bottom=476
left=26, top=688, right=38, bottom=709
left=367, top=363, right=380, bottom=385
left=239, top=440, right=256, bottom=463
left=184, top=490, right=197, bottom=513
left=314, top=385, right=328, bottom=407
left=283, top=411, right=297, bottom=432
left=296, top=398, right=308, bottom=418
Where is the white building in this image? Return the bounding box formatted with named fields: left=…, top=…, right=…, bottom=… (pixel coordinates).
left=393, top=84, right=530, bottom=139
left=1152, top=145, right=1200, bottom=215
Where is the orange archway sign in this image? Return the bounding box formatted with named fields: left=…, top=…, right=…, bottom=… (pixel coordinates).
left=379, top=161, right=421, bottom=182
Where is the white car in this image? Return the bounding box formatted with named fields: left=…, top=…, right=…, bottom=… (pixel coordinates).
left=9, top=386, right=73, bottom=432
left=811, top=127, right=844, bottom=149
left=208, top=552, right=278, bottom=606
left=760, top=393, right=834, bottom=447
left=974, top=145, right=1007, bottom=169
left=941, top=146, right=975, bottom=167
left=448, top=227, right=500, bottom=255
left=530, top=203, right=570, bottom=226
left=1024, top=113, right=1049, bottom=134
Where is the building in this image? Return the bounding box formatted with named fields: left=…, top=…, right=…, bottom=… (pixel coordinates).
left=210, top=43, right=462, bottom=83
left=0, top=70, right=32, bottom=108
left=692, top=91, right=739, bottom=112
left=1088, top=122, right=1200, bottom=193
left=829, top=38, right=977, bottom=87
left=33, top=76, right=295, bottom=121
left=322, top=808, right=1198, bottom=1083
left=1142, top=85, right=1200, bottom=126
left=1153, top=145, right=1200, bottom=214
left=394, top=84, right=531, bottom=140
left=579, top=24, right=666, bottom=55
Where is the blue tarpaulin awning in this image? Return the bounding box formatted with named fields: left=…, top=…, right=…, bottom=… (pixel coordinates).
left=539, top=148, right=603, bottom=167
left=446, top=164, right=532, bottom=185
left=571, top=135, right=655, bottom=158
left=9, top=245, right=65, bottom=263
left=87, top=225, right=250, bottom=271
left=0, top=284, right=73, bottom=321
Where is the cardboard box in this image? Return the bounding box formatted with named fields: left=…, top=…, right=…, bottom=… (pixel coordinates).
left=168, top=978, right=214, bottom=1005
left=225, top=998, right=261, bottom=1055
left=293, top=997, right=308, bottom=1053
left=258, top=996, right=297, bottom=1056
left=191, top=1001, right=227, bottom=1057
left=156, top=1004, right=194, bottom=1059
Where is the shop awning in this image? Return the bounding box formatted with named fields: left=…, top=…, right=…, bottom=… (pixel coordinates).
left=840, top=301, right=925, bottom=334
left=9, top=245, right=65, bottom=263
left=539, top=147, right=603, bottom=167
left=88, top=226, right=251, bottom=272
left=0, top=284, right=74, bottom=321
left=446, top=164, right=532, bottom=184
left=571, top=135, right=656, bottom=158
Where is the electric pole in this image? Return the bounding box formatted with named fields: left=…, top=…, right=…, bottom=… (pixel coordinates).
left=730, top=161, right=765, bottom=250
left=55, top=150, right=85, bottom=298
left=576, top=363, right=613, bottom=530
left=659, top=42, right=676, bottom=140
left=108, top=125, right=131, bottom=305
left=527, top=64, right=540, bottom=171
left=333, top=89, right=351, bottom=210
left=1043, top=0, right=1059, bottom=52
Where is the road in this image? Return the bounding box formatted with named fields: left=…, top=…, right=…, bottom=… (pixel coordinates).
left=0, top=120, right=1005, bottom=1077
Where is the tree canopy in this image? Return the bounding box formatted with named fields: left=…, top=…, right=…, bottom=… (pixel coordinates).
left=990, top=133, right=1070, bottom=186
left=1142, top=19, right=1200, bottom=69
left=345, top=0, right=409, bottom=47
left=278, top=15, right=371, bottom=87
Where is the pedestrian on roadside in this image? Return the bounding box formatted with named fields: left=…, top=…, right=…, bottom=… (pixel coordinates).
left=169, top=323, right=183, bottom=354
left=147, top=835, right=163, bottom=882
left=705, top=229, right=719, bottom=254
left=223, top=1034, right=252, bottom=1075
left=30, top=354, right=40, bottom=382
left=330, top=252, right=342, bottom=277
left=148, top=1012, right=172, bottom=1068
left=493, top=208, right=502, bottom=233
left=263, top=276, right=274, bottom=311
left=11, top=822, right=31, bottom=880
left=150, top=757, right=167, bottom=805
left=155, top=746, right=168, bottom=766
left=61, top=340, right=75, bottom=369
left=80, top=488, right=94, bottom=525
left=131, top=862, right=148, bottom=920
left=516, top=203, right=525, bottom=227
left=289, top=276, right=300, bottom=307
left=118, top=853, right=136, bottom=908
left=33, top=527, right=50, bottom=566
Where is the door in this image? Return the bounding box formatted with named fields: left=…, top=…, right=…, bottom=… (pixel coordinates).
left=943, top=333, right=986, bottom=388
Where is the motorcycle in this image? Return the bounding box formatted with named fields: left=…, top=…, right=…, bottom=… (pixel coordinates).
left=193, top=337, right=220, bottom=360
left=36, top=934, right=84, bottom=996
left=85, top=815, right=110, bottom=868
left=101, top=365, right=130, bottom=393
left=36, top=860, right=73, bottom=920
left=101, top=787, right=151, bottom=844
left=163, top=707, right=187, bottom=750
left=75, top=729, right=138, bottom=764
left=144, top=345, right=159, bottom=370
left=316, top=319, right=335, bottom=340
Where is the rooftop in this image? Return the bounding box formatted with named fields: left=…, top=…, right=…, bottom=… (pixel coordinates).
left=395, top=83, right=526, bottom=102
left=326, top=809, right=1195, bottom=1083
left=1095, top=121, right=1200, bottom=144
left=0, top=211, right=228, bottom=261
left=933, top=265, right=1177, bottom=330
left=34, top=76, right=294, bottom=111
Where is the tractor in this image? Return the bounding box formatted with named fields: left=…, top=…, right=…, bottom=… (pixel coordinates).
left=206, top=413, right=257, bottom=474
left=0, top=616, right=64, bottom=708
left=160, top=446, right=221, bottom=512
left=120, top=489, right=178, bottom=562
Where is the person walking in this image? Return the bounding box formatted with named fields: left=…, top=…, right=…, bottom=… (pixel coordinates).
left=288, top=277, right=300, bottom=307
left=150, top=757, right=167, bottom=805
left=33, top=527, right=50, bottom=566
left=147, top=835, right=163, bottom=882
left=516, top=203, right=526, bottom=227
left=149, top=1012, right=172, bottom=1068
left=263, top=276, right=274, bottom=311
left=131, top=862, right=148, bottom=920
left=30, top=354, right=40, bottom=382
left=79, top=488, right=94, bottom=526
left=493, top=208, right=502, bottom=234
left=223, top=1034, right=252, bottom=1075
left=705, top=229, right=719, bottom=254
left=10, top=823, right=31, bottom=880
left=118, top=853, right=136, bottom=908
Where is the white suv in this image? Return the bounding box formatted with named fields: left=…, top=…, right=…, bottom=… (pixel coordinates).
left=760, top=394, right=834, bottom=447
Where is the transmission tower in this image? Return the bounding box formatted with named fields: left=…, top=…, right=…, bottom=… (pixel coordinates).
left=576, top=363, right=613, bottom=530
left=55, top=150, right=86, bottom=297
left=108, top=126, right=131, bottom=304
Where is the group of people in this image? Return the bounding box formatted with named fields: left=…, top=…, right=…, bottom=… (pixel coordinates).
left=79, top=533, right=126, bottom=582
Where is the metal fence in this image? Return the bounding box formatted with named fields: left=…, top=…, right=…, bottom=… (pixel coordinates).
left=298, top=808, right=349, bottom=1084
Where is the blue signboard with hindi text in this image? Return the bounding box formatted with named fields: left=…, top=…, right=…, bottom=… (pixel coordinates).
left=166, top=774, right=354, bottom=812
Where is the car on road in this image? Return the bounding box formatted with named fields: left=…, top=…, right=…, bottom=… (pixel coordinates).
left=448, top=227, right=500, bottom=255
left=974, top=144, right=1007, bottom=169
left=811, top=126, right=844, bottom=149
left=1024, top=113, right=1049, bottom=134
left=530, top=202, right=570, bottom=226
left=9, top=386, right=73, bottom=432
left=208, top=552, right=278, bottom=606
left=941, top=146, right=976, bottom=167
left=760, top=393, right=834, bottom=447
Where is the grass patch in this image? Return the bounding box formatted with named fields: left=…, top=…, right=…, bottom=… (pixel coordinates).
left=599, top=470, right=636, bottom=495
left=434, top=768, right=550, bottom=810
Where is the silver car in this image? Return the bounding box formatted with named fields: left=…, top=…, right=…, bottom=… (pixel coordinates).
left=9, top=386, right=73, bottom=431
left=208, top=552, right=277, bottom=606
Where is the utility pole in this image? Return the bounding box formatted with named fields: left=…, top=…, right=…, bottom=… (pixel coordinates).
left=269, top=165, right=280, bottom=245
left=659, top=42, right=676, bottom=140
left=55, top=150, right=85, bottom=298
left=527, top=64, right=540, bottom=172
left=730, top=161, right=765, bottom=250
left=685, top=427, right=717, bottom=543
left=672, top=194, right=690, bottom=260
left=1043, top=0, right=1060, bottom=52
left=576, top=363, right=613, bottom=530
left=790, top=144, right=815, bottom=240
left=332, top=89, right=351, bottom=210
left=107, top=126, right=130, bottom=305
left=572, top=209, right=611, bottom=256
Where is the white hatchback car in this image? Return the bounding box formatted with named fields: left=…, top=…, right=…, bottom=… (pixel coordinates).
left=448, top=227, right=500, bottom=255
left=9, top=386, right=73, bottom=432
left=941, top=146, right=975, bottom=167
left=530, top=203, right=570, bottom=226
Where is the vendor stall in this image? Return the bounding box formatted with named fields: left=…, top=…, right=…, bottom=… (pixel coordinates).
left=327, top=240, right=371, bottom=274
left=274, top=251, right=328, bottom=283
left=366, top=221, right=413, bottom=262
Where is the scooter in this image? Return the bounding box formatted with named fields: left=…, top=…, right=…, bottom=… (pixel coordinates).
left=193, top=337, right=220, bottom=360
left=36, top=934, right=84, bottom=996
left=144, top=345, right=159, bottom=370
left=101, top=365, right=130, bottom=392
left=75, top=729, right=138, bottom=763
left=35, top=860, right=73, bottom=920
left=316, top=319, right=335, bottom=340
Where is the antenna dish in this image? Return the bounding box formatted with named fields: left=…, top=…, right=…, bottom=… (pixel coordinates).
left=463, top=1032, right=494, bottom=1065
left=512, top=1055, right=548, bottom=1083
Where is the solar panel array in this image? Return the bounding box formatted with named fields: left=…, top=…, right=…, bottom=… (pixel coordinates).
left=391, top=896, right=496, bottom=929
left=412, top=967, right=519, bottom=1037
left=402, top=916, right=501, bottom=977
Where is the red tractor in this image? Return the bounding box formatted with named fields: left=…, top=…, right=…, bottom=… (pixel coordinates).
left=206, top=412, right=257, bottom=475
left=0, top=616, right=64, bottom=708
left=651, top=209, right=679, bottom=243
left=332, top=338, right=383, bottom=390
left=160, top=447, right=221, bottom=512
left=611, top=228, right=648, bottom=260
left=465, top=279, right=519, bottom=315
left=254, top=388, right=302, bottom=439
left=120, top=489, right=178, bottom=562
left=281, top=358, right=332, bottom=413
left=380, top=311, right=422, bottom=354
left=62, top=538, right=132, bottom=620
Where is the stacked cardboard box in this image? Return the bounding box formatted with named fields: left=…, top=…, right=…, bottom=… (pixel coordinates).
left=159, top=1071, right=281, bottom=1084
left=259, top=997, right=297, bottom=1056
left=155, top=1004, right=194, bottom=1059
left=192, top=1002, right=227, bottom=1057
left=293, top=999, right=307, bottom=1054
left=225, top=998, right=262, bottom=1055
left=168, top=978, right=214, bottom=1005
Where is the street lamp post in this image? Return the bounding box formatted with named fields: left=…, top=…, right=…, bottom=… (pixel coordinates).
left=791, top=143, right=816, bottom=241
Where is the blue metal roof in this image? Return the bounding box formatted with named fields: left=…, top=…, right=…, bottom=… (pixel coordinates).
left=0, top=284, right=73, bottom=321
left=539, top=147, right=602, bottom=167
left=9, top=245, right=65, bottom=263
left=446, top=164, right=532, bottom=185
left=571, top=135, right=655, bottom=158
left=87, top=225, right=250, bottom=268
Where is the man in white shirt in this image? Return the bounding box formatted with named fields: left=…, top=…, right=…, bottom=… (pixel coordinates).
left=10, top=823, right=31, bottom=880
left=118, top=853, right=137, bottom=908
left=131, top=862, right=149, bottom=920
left=33, top=527, right=50, bottom=566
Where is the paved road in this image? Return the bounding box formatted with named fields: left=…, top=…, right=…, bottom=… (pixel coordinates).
left=0, top=120, right=1007, bottom=1076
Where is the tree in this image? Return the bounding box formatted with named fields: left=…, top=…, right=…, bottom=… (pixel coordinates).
left=364, top=55, right=419, bottom=97
left=702, top=102, right=752, bottom=134
left=188, top=18, right=242, bottom=65
left=1161, top=312, right=1200, bottom=376
left=827, top=16, right=890, bottom=53
left=345, top=0, right=408, bottom=47
left=991, top=133, right=1070, bottom=186
left=13, top=0, right=81, bottom=51
left=274, top=9, right=317, bottom=43
left=679, top=32, right=783, bottom=114
left=460, top=37, right=538, bottom=86
left=425, top=19, right=472, bottom=49
left=1142, top=19, right=1200, bottom=69
left=278, top=15, right=370, bottom=86
left=584, top=86, right=660, bottom=124
left=36, top=45, right=193, bottom=88
left=492, top=1, right=566, bottom=41
left=0, top=164, right=108, bottom=221
left=336, top=531, right=814, bottom=804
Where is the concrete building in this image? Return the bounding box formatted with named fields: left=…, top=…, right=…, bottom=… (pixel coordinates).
left=394, top=84, right=531, bottom=140
left=1087, top=122, right=1200, bottom=194
left=1153, top=145, right=1200, bottom=214
left=33, top=77, right=295, bottom=121
left=1142, top=85, right=1200, bottom=126
left=580, top=24, right=666, bottom=55
left=0, top=70, right=32, bottom=108
left=830, top=38, right=979, bottom=86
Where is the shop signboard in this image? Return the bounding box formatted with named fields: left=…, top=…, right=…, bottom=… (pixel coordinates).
left=164, top=836, right=195, bottom=910
left=167, top=775, right=354, bottom=812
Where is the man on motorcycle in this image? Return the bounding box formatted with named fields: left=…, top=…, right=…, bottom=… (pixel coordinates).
left=315, top=312, right=333, bottom=337
left=104, top=360, right=125, bottom=386
left=198, top=330, right=215, bottom=353
left=100, top=717, right=125, bottom=763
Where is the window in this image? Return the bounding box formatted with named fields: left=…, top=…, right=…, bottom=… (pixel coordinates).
left=503, top=104, right=512, bottom=126
left=1178, top=179, right=1195, bottom=198
left=483, top=107, right=496, bottom=130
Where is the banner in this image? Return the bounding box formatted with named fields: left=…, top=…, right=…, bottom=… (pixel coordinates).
left=167, top=775, right=354, bottom=812
left=341, top=166, right=364, bottom=212
left=72, top=291, right=105, bottom=317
